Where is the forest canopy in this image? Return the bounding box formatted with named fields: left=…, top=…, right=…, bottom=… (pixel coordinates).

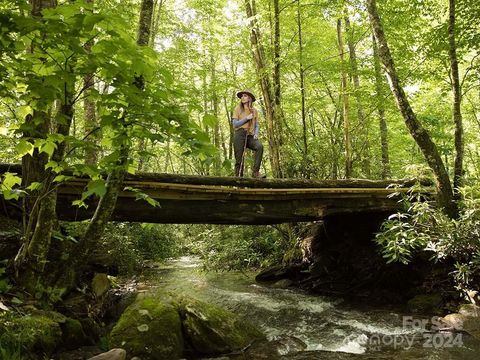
left=0, top=0, right=479, bottom=299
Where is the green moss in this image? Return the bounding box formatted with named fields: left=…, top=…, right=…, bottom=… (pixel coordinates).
left=177, top=296, right=264, bottom=354
left=407, top=294, right=443, bottom=314
left=61, top=318, right=88, bottom=350
left=109, top=294, right=183, bottom=360
left=0, top=311, right=62, bottom=357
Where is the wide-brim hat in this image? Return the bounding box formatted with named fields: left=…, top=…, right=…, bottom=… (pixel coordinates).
left=236, top=89, right=256, bottom=102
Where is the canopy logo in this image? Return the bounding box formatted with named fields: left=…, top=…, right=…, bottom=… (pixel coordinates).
left=342, top=316, right=463, bottom=351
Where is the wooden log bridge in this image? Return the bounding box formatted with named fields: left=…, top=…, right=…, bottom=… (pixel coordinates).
left=0, top=164, right=433, bottom=225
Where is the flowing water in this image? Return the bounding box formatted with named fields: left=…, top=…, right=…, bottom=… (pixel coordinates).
left=143, top=256, right=480, bottom=359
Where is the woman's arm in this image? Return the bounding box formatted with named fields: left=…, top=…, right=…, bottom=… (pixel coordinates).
left=232, top=116, right=250, bottom=128
left=254, top=119, right=259, bottom=138
left=232, top=112, right=253, bottom=128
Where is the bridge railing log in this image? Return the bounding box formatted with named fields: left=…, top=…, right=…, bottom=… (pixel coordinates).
left=0, top=163, right=435, bottom=224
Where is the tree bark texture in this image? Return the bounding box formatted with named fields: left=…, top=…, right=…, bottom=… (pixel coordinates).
left=84, top=0, right=99, bottom=166
left=297, top=0, right=308, bottom=158
left=211, top=54, right=221, bottom=175
left=372, top=35, right=391, bottom=179
left=150, top=0, right=164, bottom=47
left=367, top=0, right=457, bottom=218
left=245, top=0, right=282, bottom=178
left=272, top=0, right=285, bottom=149
left=337, top=19, right=352, bottom=179
left=63, top=0, right=155, bottom=282
left=345, top=16, right=370, bottom=176
left=15, top=0, right=61, bottom=291
left=448, top=0, right=464, bottom=198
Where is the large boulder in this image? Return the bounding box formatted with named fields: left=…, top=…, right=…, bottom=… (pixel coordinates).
left=406, top=294, right=443, bottom=314
left=109, top=294, right=183, bottom=360
left=87, top=348, right=126, bottom=360
left=442, top=304, right=480, bottom=339
left=177, top=296, right=265, bottom=355
left=60, top=317, right=89, bottom=350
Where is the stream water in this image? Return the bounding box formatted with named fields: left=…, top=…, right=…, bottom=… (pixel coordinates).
left=142, top=256, right=480, bottom=359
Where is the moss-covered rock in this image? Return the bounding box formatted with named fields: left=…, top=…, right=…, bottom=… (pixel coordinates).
left=109, top=294, right=183, bottom=360
left=0, top=311, right=62, bottom=357
left=442, top=304, right=480, bottom=340
left=61, top=317, right=89, bottom=350
left=458, top=303, right=480, bottom=317
left=177, top=296, right=264, bottom=355
left=406, top=294, right=443, bottom=314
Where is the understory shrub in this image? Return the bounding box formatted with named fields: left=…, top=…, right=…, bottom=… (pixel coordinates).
left=188, top=225, right=292, bottom=271
left=63, top=222, right=184, bottom=274
left=375, top=181, right=480, bottom=292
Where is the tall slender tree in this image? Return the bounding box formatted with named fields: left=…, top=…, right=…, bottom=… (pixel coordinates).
left=337, top=18, right=352, bottom=178
left=245, top=0, right=282, bottom=178
left=345, top=15, right=370, bottom=176
left=272, top=0, right=285, bottom=149
left=58, top=0, right=156, bottom=288
left=372, top=35, right=391, bottom=179
left=16, top=0, right=76, bottom=289
left=448, top=0, right=464, bottom=199
left=296, top=0, right=308, bottom=158
left=367, top=0, right=457, bottom=218
left=84, top=0, right=99, bottom=166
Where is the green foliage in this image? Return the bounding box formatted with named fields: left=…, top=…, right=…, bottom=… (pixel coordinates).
left=0, top=172, right=23, bottom=200
left=63, top=222, right=183, bottom=274
left=188, top=225, right=289, bottom=271
left=376, top=182, right=480, bottom=289
left=0, top=261, right=12, bottom=294
left=0, top=311, right=62, bottom=357
left=0, top=345, right=23, bottom=360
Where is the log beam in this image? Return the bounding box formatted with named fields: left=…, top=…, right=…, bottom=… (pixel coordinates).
left=0, top=163, right=433, bottom=224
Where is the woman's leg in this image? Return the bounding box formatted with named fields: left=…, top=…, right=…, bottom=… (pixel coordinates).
left=246, top=136, right=264, bottom=175
left=234, top=129, right=247, bottom=176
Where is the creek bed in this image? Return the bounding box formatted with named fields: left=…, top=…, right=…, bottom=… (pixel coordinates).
left=141, top=256, right=480, bottom=359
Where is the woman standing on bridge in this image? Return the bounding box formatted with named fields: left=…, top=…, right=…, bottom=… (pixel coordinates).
left=232, top=89, right=264, bottom=178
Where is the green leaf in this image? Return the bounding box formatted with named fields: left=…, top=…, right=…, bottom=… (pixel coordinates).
left=11, top=297, right=23, bottom=305
left=45, top=161, right=64, bottom=173
left=15, top=139, right=34, bottom=157
left=53, top=175, right=73, bottom=183
left=1, top=172, right=22, bottom=188
left=17, top=105, right=33, bottom=119
left=26, top=182, right=43, bottom=191
left=39, top=140, right=57, bottom=157
left=72, top=199, right=88, bottom=208
left=202, top=114, right=218, bottom=127
left=82, top=179, right=106, bottom=200
left=123, top=186, right=160, bottom=208
left=84, top=14, right=105, bottom=31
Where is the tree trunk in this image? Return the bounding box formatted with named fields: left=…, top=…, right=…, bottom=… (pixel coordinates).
left=211, top=54, right=221, bottom=175
left=297, top=0, right=307, bottom=158
left=149, top=0, right=164, bottom=47
left=57, top=0, right=155, bottom=289
left=367, top=0, right=457, bottom=218
left=272, top=0, right=284, bottom=148
left=61, top=147, right=128, bottom=284
left=84, top=0, right=99, bottom=166
left=15, top=0, right=60, bottom=291
left=136, top=0, right=154, bottom=171
left=448, top=0, right=463, bottom=199
left=137, top=0, right=154, bottom=47
left=337, top=19, right=352, bottom=178
left=345, top=16, right=370, bottom=176
left=224, top=95, right=234, bottom=161
left=245, top=0, right=282, bottom=178
left=372, top=35, right=391, bottom=179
